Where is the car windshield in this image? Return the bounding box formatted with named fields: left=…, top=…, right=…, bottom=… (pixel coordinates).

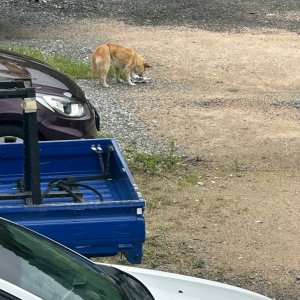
left=0, top=218, right=127, bottom=300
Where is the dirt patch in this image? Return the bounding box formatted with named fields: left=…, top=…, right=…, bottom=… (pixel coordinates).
left=11, top=21, right=300, bottom=298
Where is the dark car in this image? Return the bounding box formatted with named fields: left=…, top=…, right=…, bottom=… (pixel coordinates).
left=0, top=49, right=100, bottom=143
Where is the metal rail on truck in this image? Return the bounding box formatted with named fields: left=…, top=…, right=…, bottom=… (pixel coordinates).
left=0, top=80, right=91, bottom=205
left=0, top=80, right=41, bottom=204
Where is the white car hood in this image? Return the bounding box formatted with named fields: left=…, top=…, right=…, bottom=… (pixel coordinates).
left=101, top=264, right=271, bottom=300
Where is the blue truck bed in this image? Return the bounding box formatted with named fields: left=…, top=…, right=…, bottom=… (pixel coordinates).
left=0, top=138, right=145, bottom=264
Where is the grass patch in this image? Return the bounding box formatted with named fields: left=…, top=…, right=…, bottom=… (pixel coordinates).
left=0, top=45, right=114, bottom=79
left=191, top=258, right=206, bottom=269
left=0, top=45, right=92, bottom=79
left=124, top=142, right=179, bottom=175
left=181, top=172, right=200, bottom=185
left=45, top=53, right=92, bottom=79
left=146, top=195, right=174, bottom=210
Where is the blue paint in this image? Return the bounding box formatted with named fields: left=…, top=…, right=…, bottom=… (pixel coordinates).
left=0, top=138, right=145, bottom=264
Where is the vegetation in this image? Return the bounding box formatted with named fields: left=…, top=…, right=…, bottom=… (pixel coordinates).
left=0, top=45, right=114, bottom=79
left=124, top=142, right=179, bottom=175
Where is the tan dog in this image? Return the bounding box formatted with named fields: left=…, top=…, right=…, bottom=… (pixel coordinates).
left=91, top=43, right=151, bottom=87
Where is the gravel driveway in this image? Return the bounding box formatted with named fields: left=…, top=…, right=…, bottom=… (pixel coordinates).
left=0, top=1, right=171, bottom=152
left=1, top=0, right=300, bottom=31
left=1, top=0, right=300, bottom=153
left=2, top=0, right=299, bottom=151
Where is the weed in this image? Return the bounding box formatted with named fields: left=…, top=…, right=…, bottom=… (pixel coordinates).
left=146, top=195, right=173, bottom=210
left=181, top=173, right=199, bottom=185
left=124, top=141, right=179, bottom=175
left=191, top=258, right=206, bottom=269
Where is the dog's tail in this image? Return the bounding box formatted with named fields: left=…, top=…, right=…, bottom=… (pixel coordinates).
left=91, top=44, right=110, bottom=75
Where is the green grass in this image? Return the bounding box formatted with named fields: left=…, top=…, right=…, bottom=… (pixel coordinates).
left=146, top=195, right=174, bottom=210
left=0, top=45, right=114, bottom=79
left=181, top=173, right=200, bottom=185
left=124, top=142, right=179, bottom=175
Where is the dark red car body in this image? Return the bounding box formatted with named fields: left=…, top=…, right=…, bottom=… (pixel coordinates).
left=0, top=49, right=99, bottom=142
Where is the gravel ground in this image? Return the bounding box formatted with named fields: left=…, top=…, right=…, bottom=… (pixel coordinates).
left=78, top=79, right=166, bottom=152
left=1, top=0, right=300, bottom=152
left=1, top=0, right=300, bottom=32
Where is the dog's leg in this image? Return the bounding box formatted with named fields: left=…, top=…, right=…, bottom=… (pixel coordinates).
left=92, top=44, right=111, bottom=88
left=98, top=62, right=111, bottom=88
left=124, top=67, right=136, bottom=86
left=115, top=68, right=124, bottom=83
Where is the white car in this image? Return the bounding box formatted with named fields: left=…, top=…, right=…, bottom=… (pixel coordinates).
left=0, top=217, right=271, bottom=300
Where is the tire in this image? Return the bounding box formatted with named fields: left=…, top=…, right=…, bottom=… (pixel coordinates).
left=0, top=125, right=24, bottom=143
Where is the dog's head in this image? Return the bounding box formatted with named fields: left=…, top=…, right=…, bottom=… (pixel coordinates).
left=134, top=54, right=152, bottom=76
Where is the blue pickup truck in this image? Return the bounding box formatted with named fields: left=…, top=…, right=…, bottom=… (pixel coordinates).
left=0, top=64, right=145, bottom=264
left=0, top=138, right=145, bottom=264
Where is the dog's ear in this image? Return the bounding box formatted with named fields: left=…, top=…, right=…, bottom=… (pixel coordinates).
left=144, top=62, right=152, bottom=69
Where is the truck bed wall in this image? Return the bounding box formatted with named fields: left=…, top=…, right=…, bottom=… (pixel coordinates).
left=0, top=138, right=145, bottom=263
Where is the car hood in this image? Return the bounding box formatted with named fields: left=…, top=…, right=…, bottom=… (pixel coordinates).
left=106, top=264, right=271, bottom=300
left=0, top=49, right=86, bottom=101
